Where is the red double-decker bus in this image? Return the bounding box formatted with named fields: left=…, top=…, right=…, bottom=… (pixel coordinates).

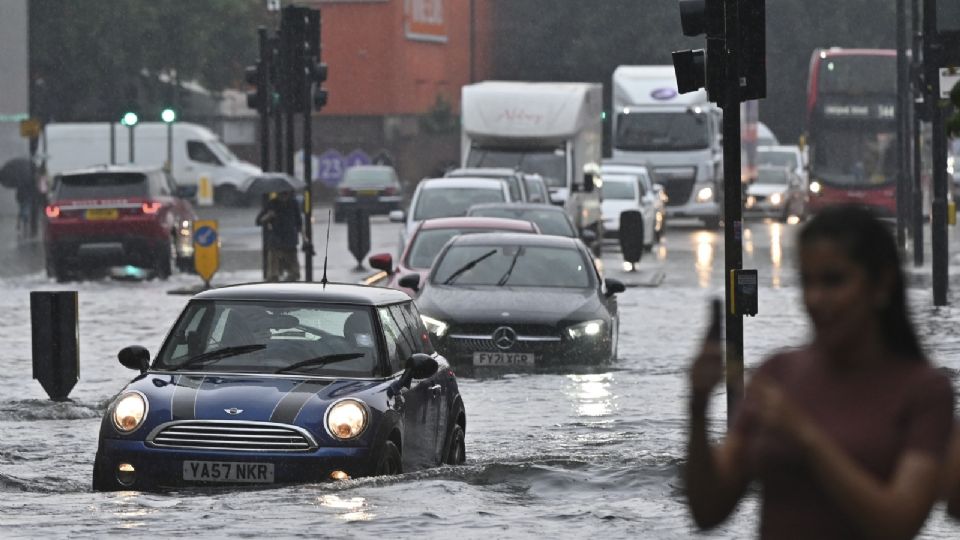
left=804, top=48, right=898, bottom=216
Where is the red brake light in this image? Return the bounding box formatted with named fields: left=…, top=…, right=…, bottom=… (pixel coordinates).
left=339, top=187, right=352, bottom=196
left=45, top=205, right=60, bottom=218
left=142, top=201, right=163, bottom=214
left=384, top=186, right=396, bottom=195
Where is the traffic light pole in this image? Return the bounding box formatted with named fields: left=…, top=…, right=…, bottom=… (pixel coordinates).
left=896, top=0, right=909, bottom=251
left=924, top=2, right=949, bottom=306
left=273, top=33, right=284, bottom=174
left=303, top=75, right=314, bottom=282
left=258, top=27, right=271, bottom=172
left=722, top=0, right=745, bottom=424
left=912, top=0, right=924, bottom=267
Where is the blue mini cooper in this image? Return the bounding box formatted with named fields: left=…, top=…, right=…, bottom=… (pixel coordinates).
left=93, top=282, right=466, bottom=491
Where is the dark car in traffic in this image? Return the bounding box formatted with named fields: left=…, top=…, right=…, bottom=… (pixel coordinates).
left=368, top=216, right=540, bottom=296
left=44, top=165, right=196, bottom=281
left=93, top=282, right=466, bottom=491
left=334, top=165, right=403, bottom=222
left=399, top=233, right=625, bottom=372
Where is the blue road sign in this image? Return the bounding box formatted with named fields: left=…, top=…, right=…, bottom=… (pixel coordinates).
left=345, top=149, right=372, bottom=169
left=195, top=225, right=218, bottom=247
left=317, top=149, right=345, bottom=187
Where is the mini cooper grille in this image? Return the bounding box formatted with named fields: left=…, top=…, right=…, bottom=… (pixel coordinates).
left=148, top=421, right=316, bottom=452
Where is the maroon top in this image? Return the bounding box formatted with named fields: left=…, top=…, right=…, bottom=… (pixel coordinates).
left=732, top=347, right=955, bottom=539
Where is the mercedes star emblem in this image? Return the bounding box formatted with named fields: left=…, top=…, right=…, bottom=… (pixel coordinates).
left=492, top=326, right=517, bottom=350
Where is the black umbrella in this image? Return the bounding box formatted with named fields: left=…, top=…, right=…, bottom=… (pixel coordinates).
left=241, top=173, right=306, bottom=197
left=0, top=157, right=33, bottom=190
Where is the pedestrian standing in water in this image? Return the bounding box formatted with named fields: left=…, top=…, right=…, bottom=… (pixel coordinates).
left=255, top=189, right=302, bottom=282
left=685, top=204, right=955, bottom=539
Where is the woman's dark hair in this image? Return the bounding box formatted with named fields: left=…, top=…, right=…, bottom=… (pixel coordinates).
left=798, top=204, right=924, bottom=360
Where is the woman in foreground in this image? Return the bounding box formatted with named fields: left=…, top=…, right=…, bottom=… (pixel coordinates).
left=686, top=205, right=956, bottom=539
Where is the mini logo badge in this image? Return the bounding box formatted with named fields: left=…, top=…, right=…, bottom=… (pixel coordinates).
left=651, top=87, right=678, bottom=100
left=492, top=326, right=517, bottom=350
left=224, top=408, right=244, bottom=415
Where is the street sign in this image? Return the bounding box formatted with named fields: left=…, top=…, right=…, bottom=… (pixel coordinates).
left=20, top=118, right=41, bottom=139
left=317, top=149, right=345, bottom=187
left=345, top=149, right=372, bottom=169
left=941, top=67, right=960, bottom=99
left=193, top=220, right=220, bottom=284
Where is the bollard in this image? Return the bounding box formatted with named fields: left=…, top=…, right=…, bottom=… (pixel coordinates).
left=31, top=291, right=79, bottom=401
left=347, top=208, right=371, bottom=271
left=619, top=210, right=644, bottom=267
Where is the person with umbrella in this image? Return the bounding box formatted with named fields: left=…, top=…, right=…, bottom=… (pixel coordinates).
left=251, top=175, right=304, bottom=282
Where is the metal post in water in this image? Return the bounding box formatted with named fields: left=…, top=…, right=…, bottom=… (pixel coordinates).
left=31, top=291, right=79, bottom=401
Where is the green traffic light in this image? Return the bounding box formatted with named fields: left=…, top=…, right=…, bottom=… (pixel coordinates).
left=161, top=108, right=176, bottom=123
left=121, top=112, right=139, bottom=127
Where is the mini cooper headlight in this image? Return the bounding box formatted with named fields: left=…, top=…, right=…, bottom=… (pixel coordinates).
left=326, top=399, right=368, bottom=440
left=112, top=392, right=147, bottom=433
left=567, top=319, right=604, bottom=339
left=420, top=315, right=448, bottom=337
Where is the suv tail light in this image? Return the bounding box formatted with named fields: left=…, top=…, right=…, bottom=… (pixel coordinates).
left=383, top=186, right=397, bottom=195
left=141, top=201, right=163, bottom=214
left=45, top=205, right=61, bottom=219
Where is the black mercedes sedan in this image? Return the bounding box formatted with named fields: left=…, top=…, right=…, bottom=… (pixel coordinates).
left=397, top=233, right=625, bottom=371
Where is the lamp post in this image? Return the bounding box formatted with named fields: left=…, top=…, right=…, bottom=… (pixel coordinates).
left=161, top=108, right=176, bottom=171
left=120, top=112, right=138, bottom=163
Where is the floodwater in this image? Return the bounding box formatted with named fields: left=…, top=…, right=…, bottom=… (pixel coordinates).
left=1, top=221, right=959, bottom=539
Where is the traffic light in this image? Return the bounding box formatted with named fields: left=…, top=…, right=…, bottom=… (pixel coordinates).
left=245, top=61, right=267, bottom=111
left=161, top=108, right=176, bottom=123
left=311, top=61, right=329, bottom=110
left=281, top=5, right=310, bottom=112
left=672, top=0, right=765, bottom=104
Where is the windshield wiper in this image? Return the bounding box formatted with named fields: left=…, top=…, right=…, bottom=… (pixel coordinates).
left=496, top=248, right=523, bottom=286
left=442, top=249, right=497, bottom=285
left=174, top=344, right=266, bottom=370
left=275, top=353, right=365, bottom=374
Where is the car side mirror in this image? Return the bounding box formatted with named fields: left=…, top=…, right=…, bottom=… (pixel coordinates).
left=392, top=353, right=439, bottom=393
left=604, top=278, right=626, bottom=297
left=368, top=253, right=394, bottom=273
left=398, top=273, right=421, bottom=291
left=176, top=184, right=198, bottom=199
left=580, top=228, right=597, bottom=243
left=389, top=209, right=405, bottom=223
left=118, top=345, right=150, bottom=373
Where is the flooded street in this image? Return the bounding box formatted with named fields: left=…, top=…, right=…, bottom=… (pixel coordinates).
left=2, top=216, right=959, bottom=538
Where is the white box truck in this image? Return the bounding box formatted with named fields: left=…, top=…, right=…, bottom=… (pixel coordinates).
left=461, top=81, right=604, bottom=246
left=611, top=66, right=723, bottom=228
left=44, top=122, right=261, bottom=205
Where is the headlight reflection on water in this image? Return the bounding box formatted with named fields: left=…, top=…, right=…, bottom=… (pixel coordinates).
left=693, top=231, right=716, bottom=289
left=317, top=495, right=374, bottom=522
left=566, top=373, right=615, bottom=418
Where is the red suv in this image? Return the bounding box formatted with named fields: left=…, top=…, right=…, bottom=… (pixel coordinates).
left=44, top=166, right=197, bottom=281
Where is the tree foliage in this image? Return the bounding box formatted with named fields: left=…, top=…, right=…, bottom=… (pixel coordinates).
left=30, top=0, right=271, bottom=122
left=490, top=0, right=899, bottom=143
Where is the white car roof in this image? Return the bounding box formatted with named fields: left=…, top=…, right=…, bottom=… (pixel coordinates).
left=417, top=177, right=508, bottom=190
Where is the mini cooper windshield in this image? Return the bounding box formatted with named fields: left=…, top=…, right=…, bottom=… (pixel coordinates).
left=154, top=300, right=381, bottom=377
left=433, top=245, right=594, bottom=288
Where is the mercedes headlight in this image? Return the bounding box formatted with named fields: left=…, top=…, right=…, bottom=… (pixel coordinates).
left=112, top=392, right=147, bottom=433
left=769, top=192, right=783, bottom=206
left=809, top=181, right=822, bottom=194
left=695, top=186, right=713, bottom=203
left=420, top=315, right=448, bottom=337
left=567, top=319, right=604, bottom=339
left=326, top=399, right=368, bottom=440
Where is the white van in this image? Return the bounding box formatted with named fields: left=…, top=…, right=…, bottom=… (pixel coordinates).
left=44, top=122, right=261, bottom=205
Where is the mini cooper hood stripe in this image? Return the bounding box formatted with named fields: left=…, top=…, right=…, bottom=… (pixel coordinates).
left=169, top=375, right=332, bottom=422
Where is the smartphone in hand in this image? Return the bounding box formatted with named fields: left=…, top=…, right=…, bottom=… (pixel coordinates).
left=706, top=298, right=722, bottom=342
